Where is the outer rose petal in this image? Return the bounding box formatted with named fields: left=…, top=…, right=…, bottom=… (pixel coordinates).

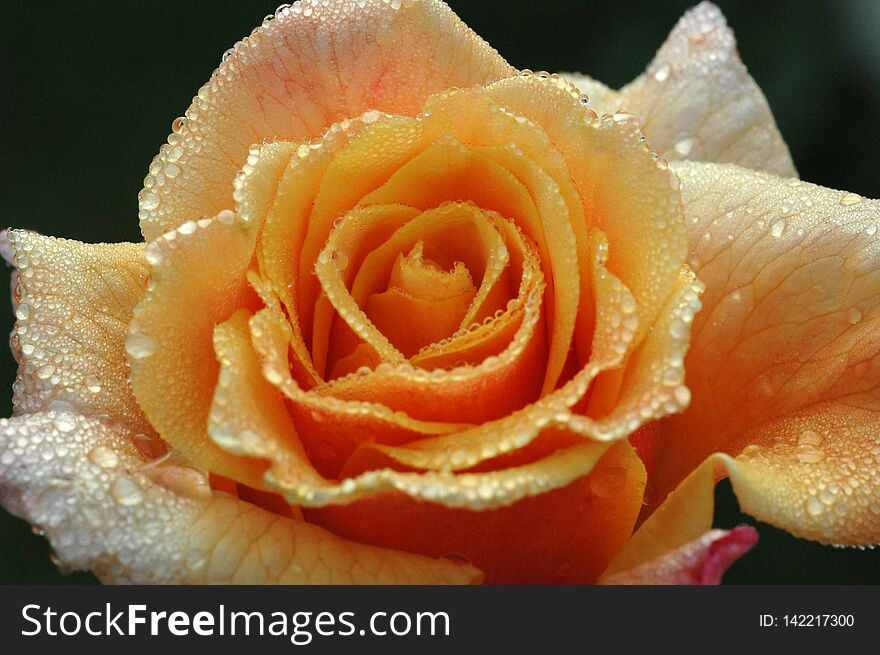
left=139, top=0, right=513, bottom=241
left=566, top=2, right=795, bottom=177
left=623, top=161, right=880, bottom=565
left=0, top=413, right=481, bottom=584
left=601, top=527, right=757, bottom=585
left=2, top=231, right=151, bottom=433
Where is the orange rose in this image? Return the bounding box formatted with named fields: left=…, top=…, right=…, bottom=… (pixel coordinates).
left=1, top=1, right=877, bottom=585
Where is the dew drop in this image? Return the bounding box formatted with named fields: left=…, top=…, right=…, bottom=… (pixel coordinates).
left=141, top=193, right=160, bottom=210
left=110, top=476, right=144, bottom=506
left=184, top=548, right=206, bottom=571
left=673, top=138, right=694, bottom=157
left=840, top=193, right=861, bottom=206
left=178, top=220, right=197, bottom=235
left=805, top=496, right=824, bottom=516
left=653, top=63, right=671, bottom=82
left=795, top=443, right=825, bottom=464
left=145, top=243, right=164, bottom=267
left=866, top=224, right=877, bottom=237
left=15, top=303, right=30, bottom=320
left=125, top=332, right=156, bottom=359
left=769, top=219, right=785, bottom=238
left=331, top=250, right=349, bottom=272
left=84, top=375, right=102, bottom=393
left=847, top=307, right=863, bottom=325
left=55, top=414, right=77, bottom=433
left=88, top=445, right=119, bottom=469
left=171, top=116, right=186, bottom=133
left=36, top=364, right=56, bottom=380
left=798, top=430, right=823, bottom=446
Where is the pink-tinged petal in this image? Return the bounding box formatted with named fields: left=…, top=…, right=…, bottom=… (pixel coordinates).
left=566, top=2, right=795, bottom=177
left=0, top=412, right=482, bottom=584
left=601, top=526, right=757, bottom=585
left=611, top=162, right=880, bottom=568
left=139, top=0, right=514, bottom=241
left=2, top=230, right=151, bottom=433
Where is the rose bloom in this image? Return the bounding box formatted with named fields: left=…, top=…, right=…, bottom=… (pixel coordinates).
left=1, top=1, right=878, bottom=585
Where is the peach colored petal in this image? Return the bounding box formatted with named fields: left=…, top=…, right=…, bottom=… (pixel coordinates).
left=625, top=161, right=880, bottom=556
left=485, top=75, right=687, bottom=350
left=2, top=231, right=151, bottom=433
left=0, top=412, right=480, bottom=583
left=139, top=0, right=513, bottom=241
left=608, top=405, right=880, bottom=576
left=565, top=2, right=795, bottom=177
left=307, top=440, right=646, bottom=584
left=128, top=213, right=266, bottom=487
left=601, top=526, right=757, bottom=584
left=253, top=123, right=375, bottom=387
left=653, top=162, right=880, bottom=506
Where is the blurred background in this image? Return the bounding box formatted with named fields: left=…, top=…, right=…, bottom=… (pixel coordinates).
left=1, top=0, right=878, bottom=583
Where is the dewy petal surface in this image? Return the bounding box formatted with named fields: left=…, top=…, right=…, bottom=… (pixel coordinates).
left=3, top=231, right=151, bottom=433
left=567, top=2, right=795, bottom=177
left=139, top=0, right=513, bottom=241
left=632, top=161, right=880, bottom=560
left=0, top=413, right=481, bottom=584
left=128, top=213, right=266, bottom=487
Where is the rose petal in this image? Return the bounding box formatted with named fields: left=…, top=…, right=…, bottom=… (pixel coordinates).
left=566, top=2, right=796, bottom=177
left=2, top=231, right=151, bottom=432
left=0, top=412, right=480, bottom=583
left=307, top=440, right=646, bottom=584
left=486, top=75, right=687, bottom=350
left=601, top=526, right=757, bottom=585
left=653, top=162, right=880, bottom=510
left=128, top=212, right=266, bottom=487
left=210, top=298, right=611, bottom=513
left=139, top=0, right=513, bottom=241
left=617, top=162, right=880, bottom=563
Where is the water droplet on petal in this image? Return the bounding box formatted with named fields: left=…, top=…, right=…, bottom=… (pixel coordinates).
left=110, top=476, right=144, bottom=506
left=769, top=219, right=785, bottom=238
left=840, top=193, right=861, bottom=206
left=653, top=63, right=671, bottom=82
left=798, top=430, right=823, bottom=446
left=795, top=443, right=825, bottom=464
left=126, top=332, right=156, bottom=359
left=805, top=496, right=824, bottom=516
left=847, top=307, right=863, bottom=324
left=184, top=548, right=206, bottom=571
left=331, top=250, right=349, bottom=272
left=674, top=138, right=694, bottom=157
left=55, top=414, right=77, bottom=432
left=88, top=445, right=119, bottom=469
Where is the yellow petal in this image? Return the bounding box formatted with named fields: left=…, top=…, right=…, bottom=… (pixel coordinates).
left=0, top=412, right=480, bottom=583
left=3, top=231, right=151, bottom=433
left=643, top=161, right=880, bottom=551
left=139, top=0, right=512, bottom=241
left=566, top=2, right=796, bottom=177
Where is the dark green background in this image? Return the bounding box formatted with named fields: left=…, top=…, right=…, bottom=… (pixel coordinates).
left=1, top=0, right=878, bottom=584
